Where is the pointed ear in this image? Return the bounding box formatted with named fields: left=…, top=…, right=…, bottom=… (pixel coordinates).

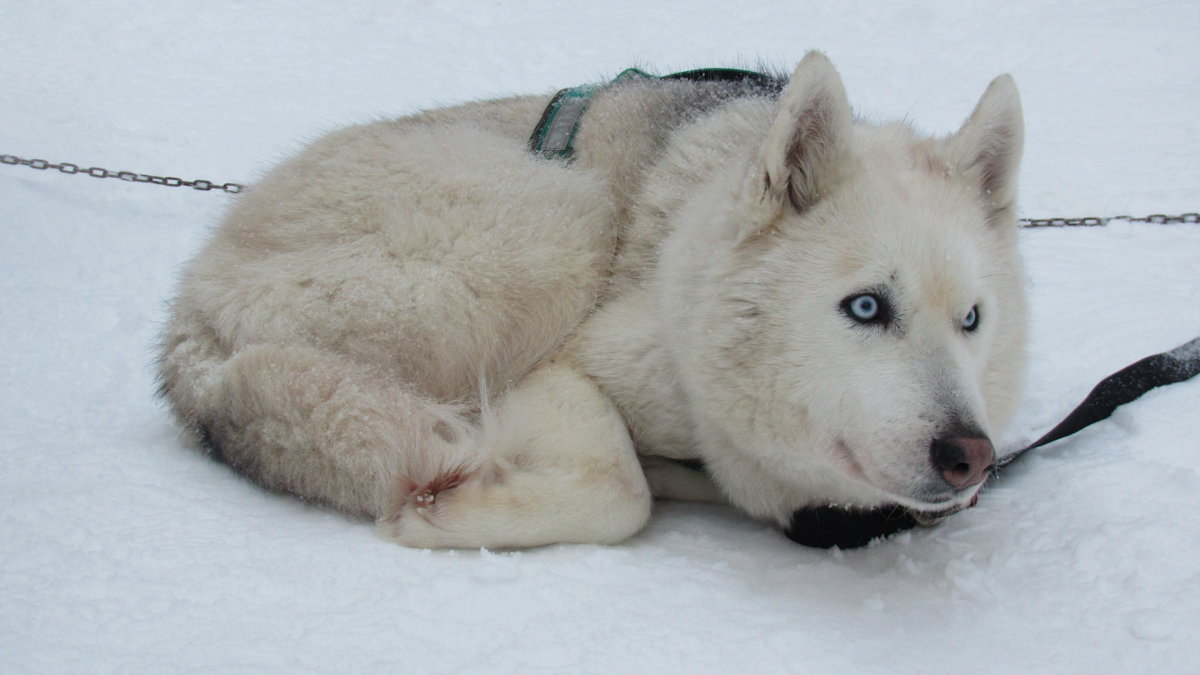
left=748, top=52, right=853, bottom=220
left=945, top=75, right=1024, bottom=225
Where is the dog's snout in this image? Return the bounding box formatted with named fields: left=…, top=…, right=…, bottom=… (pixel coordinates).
left=930, top=434, right=995, bottom=490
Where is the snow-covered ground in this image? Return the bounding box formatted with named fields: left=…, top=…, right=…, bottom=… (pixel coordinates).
left=3, top=2, right=1198, bottom=672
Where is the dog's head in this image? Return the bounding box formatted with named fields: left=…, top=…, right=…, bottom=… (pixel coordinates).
left=663, top=52, right=1026, bottom=524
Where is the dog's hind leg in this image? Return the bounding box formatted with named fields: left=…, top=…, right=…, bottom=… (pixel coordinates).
left=381, top=361, right=653, bottom=549
left=161, top=335, right=479, bottom=520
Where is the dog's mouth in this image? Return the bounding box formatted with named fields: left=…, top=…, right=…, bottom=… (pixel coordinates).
left=884, top=487, right=983, bottom=523
left=908, top=490, right=981, bottom=525
left=832, top=438, right=987, bottom=516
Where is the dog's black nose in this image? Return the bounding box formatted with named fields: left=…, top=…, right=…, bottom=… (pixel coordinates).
left=930, top=434, right=995, bottom=490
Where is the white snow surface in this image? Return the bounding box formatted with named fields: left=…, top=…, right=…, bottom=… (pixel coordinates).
left=3, top=2, right=1199, bottom=673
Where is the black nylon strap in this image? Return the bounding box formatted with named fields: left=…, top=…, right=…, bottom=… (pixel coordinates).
left=785, top=335, right=1200, bottom=549
left=784, top=505, right=919, bottom=550
left=996, top=335, right=1200, bottom=470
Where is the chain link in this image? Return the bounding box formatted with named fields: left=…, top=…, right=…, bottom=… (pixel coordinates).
left=1, top=153, right=244, bottom=194
left=1019, top=213, right=1200, bottom=227
left=4, top=153, right=1199, bottom=226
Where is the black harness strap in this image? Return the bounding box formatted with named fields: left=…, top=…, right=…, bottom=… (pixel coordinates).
left=785, top=335, right=1200, bottom=549
left=784, top=504, right=920, bottom=550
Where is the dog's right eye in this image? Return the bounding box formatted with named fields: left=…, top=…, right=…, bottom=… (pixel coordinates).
left=842, top=293, right=891, bottom=326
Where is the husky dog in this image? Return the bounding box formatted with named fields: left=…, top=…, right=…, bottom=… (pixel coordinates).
left=158, top=52, right=1026, bottom=549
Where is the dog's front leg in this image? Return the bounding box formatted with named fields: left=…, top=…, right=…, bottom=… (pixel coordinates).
left=380, top=361, right=652, bottom=549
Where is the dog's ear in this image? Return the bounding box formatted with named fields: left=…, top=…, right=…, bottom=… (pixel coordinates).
left=747, top=52, right=853, bottom=222
left=945, top=75, right=1024, bottom=226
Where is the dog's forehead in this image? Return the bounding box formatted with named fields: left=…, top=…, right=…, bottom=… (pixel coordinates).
left=792, top=173, right=989, bottom=302
left=876, top=211, right=986, bottom=304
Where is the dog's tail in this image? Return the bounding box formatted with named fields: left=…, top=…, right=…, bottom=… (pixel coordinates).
left=156, top=305, right=479, bottom=519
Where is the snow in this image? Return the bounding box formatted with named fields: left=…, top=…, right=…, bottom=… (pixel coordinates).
left=2, top=1, right=1198, bottom=672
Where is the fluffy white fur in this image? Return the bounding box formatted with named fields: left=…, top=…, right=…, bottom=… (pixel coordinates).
left=158, top=52, right=1026, bottom=548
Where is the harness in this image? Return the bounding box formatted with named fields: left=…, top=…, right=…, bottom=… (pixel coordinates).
left=528, top=67, right=780, bottom=161
left=526, top=70, right=1200, bottom=548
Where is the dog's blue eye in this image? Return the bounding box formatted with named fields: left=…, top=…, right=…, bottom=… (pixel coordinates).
left=962, top=305, right=979, bottom=332
left=850, top=295, right=878, bottom=319
left=842, top=293, right=889, bottom=325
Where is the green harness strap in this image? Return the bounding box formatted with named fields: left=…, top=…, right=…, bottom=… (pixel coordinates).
left=528, top=67, right=774, bottom=161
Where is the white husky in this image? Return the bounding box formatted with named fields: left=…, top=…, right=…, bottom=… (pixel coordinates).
left=158, top=52, right=1026, bottom=549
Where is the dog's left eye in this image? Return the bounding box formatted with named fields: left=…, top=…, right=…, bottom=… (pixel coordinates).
left=962, top=305, right=980, bottom=332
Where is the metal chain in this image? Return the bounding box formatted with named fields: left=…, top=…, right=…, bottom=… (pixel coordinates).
left=1019, top=213, right=1200, bottom=227
left=4, top=153, right=1198, bottom=227
left=1, top=153, right=244, bottom=194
